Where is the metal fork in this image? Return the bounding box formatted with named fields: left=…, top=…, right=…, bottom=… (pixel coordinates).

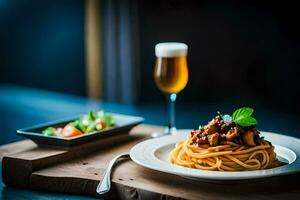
left=96, top=152, right=130, bottom=195
left=96, top=132, right=165, bottom=195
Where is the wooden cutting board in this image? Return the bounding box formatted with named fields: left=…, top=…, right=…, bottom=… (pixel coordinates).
left=1, top=124, right=300, bottom=200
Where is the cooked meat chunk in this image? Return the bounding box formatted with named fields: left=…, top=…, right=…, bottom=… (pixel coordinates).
left=190, top=130, right=200, bottom=137
left=208, top=133, right=219, bottom=146
left=198, top=137, right=209, bottom=145
left=220, top=121, right=235, bottom=133
left=225, top=127, right=243, bottom=141
left=192, top=133, right=208, bottom=145
left=226, top=132, right=238, bottom=141
left=242, top=130, right=257, bottom=146
left=204, top=119, right=220, bottom=134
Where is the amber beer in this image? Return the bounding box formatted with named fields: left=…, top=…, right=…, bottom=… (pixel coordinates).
left=154, top=43, right=188, bottom=94
left=154, top=56, right=188, bottom=93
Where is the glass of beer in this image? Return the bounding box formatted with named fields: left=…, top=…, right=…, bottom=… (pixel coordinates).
left=153, top=42, right=188, bottom=136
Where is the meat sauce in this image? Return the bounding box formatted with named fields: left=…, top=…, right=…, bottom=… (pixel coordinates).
left=191, top=115, right=268, bottom=147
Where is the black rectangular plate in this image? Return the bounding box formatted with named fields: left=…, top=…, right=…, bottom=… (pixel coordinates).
left=17, top=113, right=144, bottom=148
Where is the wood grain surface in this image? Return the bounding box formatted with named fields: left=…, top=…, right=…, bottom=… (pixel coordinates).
left=1, top=124, right=300, bottom=200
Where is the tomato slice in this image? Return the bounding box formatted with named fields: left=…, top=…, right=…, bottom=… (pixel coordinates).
left=62, top=125, right=83, bottom=138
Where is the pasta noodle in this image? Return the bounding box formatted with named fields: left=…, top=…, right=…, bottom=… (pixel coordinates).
left=169, top=135, right=280, bottom=171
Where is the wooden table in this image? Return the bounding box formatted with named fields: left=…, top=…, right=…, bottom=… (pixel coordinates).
left=1, top=124, right=300, bottom=200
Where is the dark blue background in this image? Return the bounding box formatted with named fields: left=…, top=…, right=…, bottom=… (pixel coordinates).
left=0, top=0, right=85, bottom=96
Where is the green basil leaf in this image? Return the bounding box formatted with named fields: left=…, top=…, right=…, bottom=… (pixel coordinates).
left=232, top=107, right=254, bottom=120
left=234, top=116, right=257, bottom=127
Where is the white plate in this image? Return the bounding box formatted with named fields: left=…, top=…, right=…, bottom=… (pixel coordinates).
left=130, top=130, right=300, bottom=181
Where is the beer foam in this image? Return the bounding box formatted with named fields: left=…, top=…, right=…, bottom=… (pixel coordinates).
left=155, top=42, right=188, bottom=58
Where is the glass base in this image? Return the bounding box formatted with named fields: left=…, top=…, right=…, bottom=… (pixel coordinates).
left=151, top=126, right=177, bottom=138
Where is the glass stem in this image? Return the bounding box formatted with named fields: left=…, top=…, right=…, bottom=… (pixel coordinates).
left=167, top=93, right=177, bottom=133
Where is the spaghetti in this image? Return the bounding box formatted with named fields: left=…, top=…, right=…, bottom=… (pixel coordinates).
left=169, top=110, right=281, bottom=171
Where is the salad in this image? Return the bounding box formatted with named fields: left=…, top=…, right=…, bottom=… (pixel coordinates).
left=42, top=111, right=115, bottom=138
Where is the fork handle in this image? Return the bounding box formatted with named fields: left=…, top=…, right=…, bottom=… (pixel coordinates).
left=96, top=152, right=130, bottom=195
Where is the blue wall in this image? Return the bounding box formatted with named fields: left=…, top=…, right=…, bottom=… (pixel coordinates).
left=0, top=0, right=86, bottom=96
